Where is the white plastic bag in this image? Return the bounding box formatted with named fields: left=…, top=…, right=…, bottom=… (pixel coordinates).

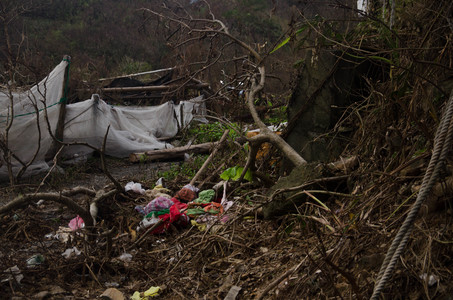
left=125, top=181, right=146, bottom=194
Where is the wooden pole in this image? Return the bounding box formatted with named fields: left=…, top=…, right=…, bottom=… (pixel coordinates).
left=99, top=83, right=209, bottom=93
left=98, top=67, right=176, bottom=82
left=45, top=55, right=70, bottom=161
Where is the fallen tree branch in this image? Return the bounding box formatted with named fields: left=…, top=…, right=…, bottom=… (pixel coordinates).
left=190, top=129, right=230, bottom=186
left=89, top=189, right=119, bottom=223
left=0, top=191, right=94, bottom=228
left=130, top=142, right=222, bottom=163
left=238, top=66, right=307, bottom=182
left=269, top=175, right=350, bottom=201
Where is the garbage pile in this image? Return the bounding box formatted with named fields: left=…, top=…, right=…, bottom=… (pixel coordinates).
left=127, top=179, right=234, bottom=235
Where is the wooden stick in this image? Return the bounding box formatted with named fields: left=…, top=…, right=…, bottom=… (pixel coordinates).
left=0, top=192, right=93, bottom=228
left=255, top=261, right=304, bottom=300
left=190, top=130, right=230, bottom=186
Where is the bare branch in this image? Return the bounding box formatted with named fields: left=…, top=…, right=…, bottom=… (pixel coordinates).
left=0, top=191, right=94, bottom=228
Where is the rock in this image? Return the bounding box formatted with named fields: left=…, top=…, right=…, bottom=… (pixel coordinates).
left=49, top=285, right=66, bottom=295
left=100, top=288, right=125, bottom=300
left=32, top=291, right=50, bottom=299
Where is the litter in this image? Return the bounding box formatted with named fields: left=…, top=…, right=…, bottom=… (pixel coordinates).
left=135, top=197, right=174, bottom=215
left=419, top=273, right=439, bottom=287
left=46, top=226, right=74, bottom=243
left=68, top=215, right=84, bottom=231
left=137, top=198, right=189, bottom=234
left=224, top=285, right=242, bottom=300
left=137, top=215, right=160, bottom=232
left=191, top=220, right=207, bottom=231
left=2, top=265, right=23, bottom=284
left=145, top=187, right=172, bottom=200
left=104, top=282, right=120, bottom=288
left=26, top=254, right=45, bottom=268
left=186, top=207, right=206, bottom=218
left=152, top=184, right=172, bottom=194
left=204, top=202, right=224, bottom=216
left=125, top=182, right=146, bottom=195
left=131, top=286, right=161, bottom=299
left=193, top=189, right=215, bottom=204
left=155, top=177, right=165, bottom=187
left=61, top=247, right=81, bottom=259
left=118, top=253, right=133, bottom=262
left=182, top=184, right=199, bottom=193
left=174, top=188, right=197, bottom=203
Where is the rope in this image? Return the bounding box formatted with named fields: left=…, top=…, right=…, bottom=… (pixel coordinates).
left=371, top=90, right=453, bottom=299
left=0, top=58, right=71, bottom=122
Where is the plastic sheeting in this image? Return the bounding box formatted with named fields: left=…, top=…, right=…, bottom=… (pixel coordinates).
left=0, top=60, right=207, bottom=180
left=0, top=60, right=68, bottom=178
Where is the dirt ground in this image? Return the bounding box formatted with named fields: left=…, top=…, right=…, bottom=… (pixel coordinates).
left=1, top=157, right=453, bottom=299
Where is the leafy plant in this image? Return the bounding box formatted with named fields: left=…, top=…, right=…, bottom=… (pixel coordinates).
left=186, top=121, right=241, bottom=144
left=220, top=165, right=252, bottom=182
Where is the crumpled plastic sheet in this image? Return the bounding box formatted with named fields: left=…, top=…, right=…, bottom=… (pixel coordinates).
left=125, top=181, right=146, bottom=195
left=135, top=197, right=174, bottom=215
left=61, top=247, right=81, bottom=259
left=183, top=184, right=199, bottom=193
left=2, top=265, right=23, bottom=284
left=137, top=199, right=189, bottom=234
left=68, top=215, right=84, bottom=231
left=118, top=253, right=132, bottom=262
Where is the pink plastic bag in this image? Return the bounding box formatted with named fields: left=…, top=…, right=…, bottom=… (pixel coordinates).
left=68, top=215, right=85, bottom=231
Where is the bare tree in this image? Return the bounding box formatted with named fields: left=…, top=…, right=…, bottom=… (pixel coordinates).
left=141, top=1, right=307, bottom=181
left=0, top=0, right=40, bottom=184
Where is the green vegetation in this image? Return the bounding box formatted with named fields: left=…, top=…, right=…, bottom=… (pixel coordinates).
left=220, top=165, right=252, bottom=182
left=185, top=121, right=242, bottom=144
left=157, top=155, right=208, bottom=181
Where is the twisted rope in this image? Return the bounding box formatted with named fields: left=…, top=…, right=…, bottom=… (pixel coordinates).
left=371, top=90, right=453, bottom=299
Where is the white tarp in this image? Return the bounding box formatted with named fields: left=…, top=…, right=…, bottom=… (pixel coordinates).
left=0, top=60, right=206, bottom=180
left=0, top=60, right=68, bottom=178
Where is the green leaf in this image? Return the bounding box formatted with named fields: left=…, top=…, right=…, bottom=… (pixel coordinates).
left=295, top=24, right=309, bottom=35
left=270, top=36, right=291, bottom=54
left=243, top=168, right=253, bottom=182
left=220, top=166, right=253, bottom=182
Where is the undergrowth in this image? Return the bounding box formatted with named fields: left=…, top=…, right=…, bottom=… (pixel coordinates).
left=184, top=121, right=242, bottom=144
left=156, top=155, right=208, bottom=181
